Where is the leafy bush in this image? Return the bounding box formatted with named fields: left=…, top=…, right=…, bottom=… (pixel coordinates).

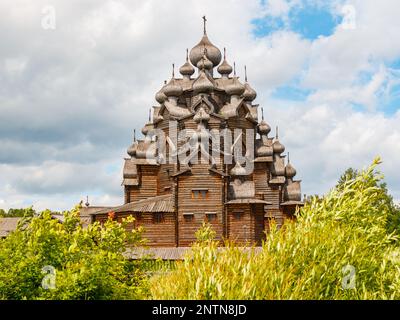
left=0, top=206, right=148, bottom=300
left=150, top=158, right=400, bottom=299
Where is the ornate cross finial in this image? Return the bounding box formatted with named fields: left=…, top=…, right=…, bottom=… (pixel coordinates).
left=233, top=62, right=236, bottom=76
left=172, top=63, right=175, bottom=78
left=287, top=152, right=290, bottom=163
left=276, top=126, right=279, bottom=139
left=244, top=65, right=248, bottom=82
left=261, top=107, right=264, bottom=120
left=186, top=48, right=189, bottom=61
left=133, top=129, right=136, bottom=142
left=223, top=47, right=226, bottom=60
left=202, top=15, right=207, bottom=35
left=85, top=195, right=89, bottom=207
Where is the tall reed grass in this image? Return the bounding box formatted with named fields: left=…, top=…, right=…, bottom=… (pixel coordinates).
left=150, top=159, right=400, bottom=299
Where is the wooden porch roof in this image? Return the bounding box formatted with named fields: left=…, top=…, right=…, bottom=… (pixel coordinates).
left=90, top=194, right=174, bottom=215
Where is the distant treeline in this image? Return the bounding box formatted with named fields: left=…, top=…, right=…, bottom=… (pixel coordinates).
left=0, top=207, right=37, bottom=217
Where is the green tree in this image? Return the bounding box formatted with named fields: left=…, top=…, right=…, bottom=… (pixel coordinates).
left=0, top=206, right=37, bottom=217
left=0, top=205, right=148, bottom=300
left=337, top=164, right=400, bottom=236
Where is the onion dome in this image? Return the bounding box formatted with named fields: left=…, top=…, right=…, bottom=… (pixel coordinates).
left=127, top=129, right=138, bottom=157
left=155, top=80, right=168, bottom=104
left=243, top=83, right=257, bottom=101
left=258, top=120, right=271, bottom=135
left=225, top=62, right=245, bottom=96
left=225, top=77, right=245, bottom=96
left=230, top=161, right=247, bottom=176
left=127, top=142, right=137, bottom=157
left=258, top=108, right=270, bottom=135
left=193, top=69, right=214, bottom=94
left=189, top=17, right=222, bottom=67
left=243, top=66, right=257, bottom=101
left=141, top=125, right=149, bottom=136
left=285, top=154, right=297, bottom=179
left=273, top=140, right=285, bottom=154
left=193, top=107, right=210, bottom=123
left=218, top=48, right=233, bottom=77
left=164, top=64, right=183, bottom=97
left=272, top=126, right=285, bottom=154
left=179, top=49, right=195, bottom=77
left=141, top=112, right=153, bottom=135
left=197, top=51, right=213, bottom=71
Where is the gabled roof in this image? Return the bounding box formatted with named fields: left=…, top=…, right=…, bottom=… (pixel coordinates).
left=209, top=167, right=228, bottom=177
left=171, top=168, right=191, bottom=177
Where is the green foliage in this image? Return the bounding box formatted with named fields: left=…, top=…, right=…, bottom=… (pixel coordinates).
left=336, top=164, right=400, bottom=236
left=150, top=158, right=400, bottom=299
left=0, top=206, right=148, bottom=300
left=0, top=206, right=37, bottom=217
left=336, top=167, right=359, bottom=190
left=195, top=222, right=216, bottom=244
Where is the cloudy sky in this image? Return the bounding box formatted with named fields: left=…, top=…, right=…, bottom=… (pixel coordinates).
left=1, top=0, right=399, bottom=211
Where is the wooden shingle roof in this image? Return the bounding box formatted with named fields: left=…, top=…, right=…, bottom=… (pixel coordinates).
left=90, top=194, right=174, bottom=215
left=0, top=217, right=21, bottom=238
left=124, top=246, right=263, bottom=260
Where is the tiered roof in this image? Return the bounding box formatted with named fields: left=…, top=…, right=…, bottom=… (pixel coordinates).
left=124, top=18, right=302, bottom=204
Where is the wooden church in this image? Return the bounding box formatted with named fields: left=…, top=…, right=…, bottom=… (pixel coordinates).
left=88, top=19, right=303, bottom=247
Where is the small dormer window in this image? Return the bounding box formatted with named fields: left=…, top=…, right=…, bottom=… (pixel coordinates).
left=191, top=189, right=208, bottom=199
left=183, top=212, right=194, bottom=222
left=205, top=212, right=217, bottom=222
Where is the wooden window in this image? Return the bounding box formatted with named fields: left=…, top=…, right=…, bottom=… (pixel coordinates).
left=234, top=212, right=242, bottom=220
left=153, top=213, right=164, bottom=223
left=191, top=189, right=208, bottom=199
left=183, top=212, right=194, bottom=222
left=205, top=212, right=217, bottom=222
left=233, top=210, right=244, bottom=220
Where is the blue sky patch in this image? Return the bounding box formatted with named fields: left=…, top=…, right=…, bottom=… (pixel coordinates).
left=272, top=84, right=312, bottom=101
left=252, top=2, right=338, bottom=40
left=289, top=6, right=338, bottom=40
